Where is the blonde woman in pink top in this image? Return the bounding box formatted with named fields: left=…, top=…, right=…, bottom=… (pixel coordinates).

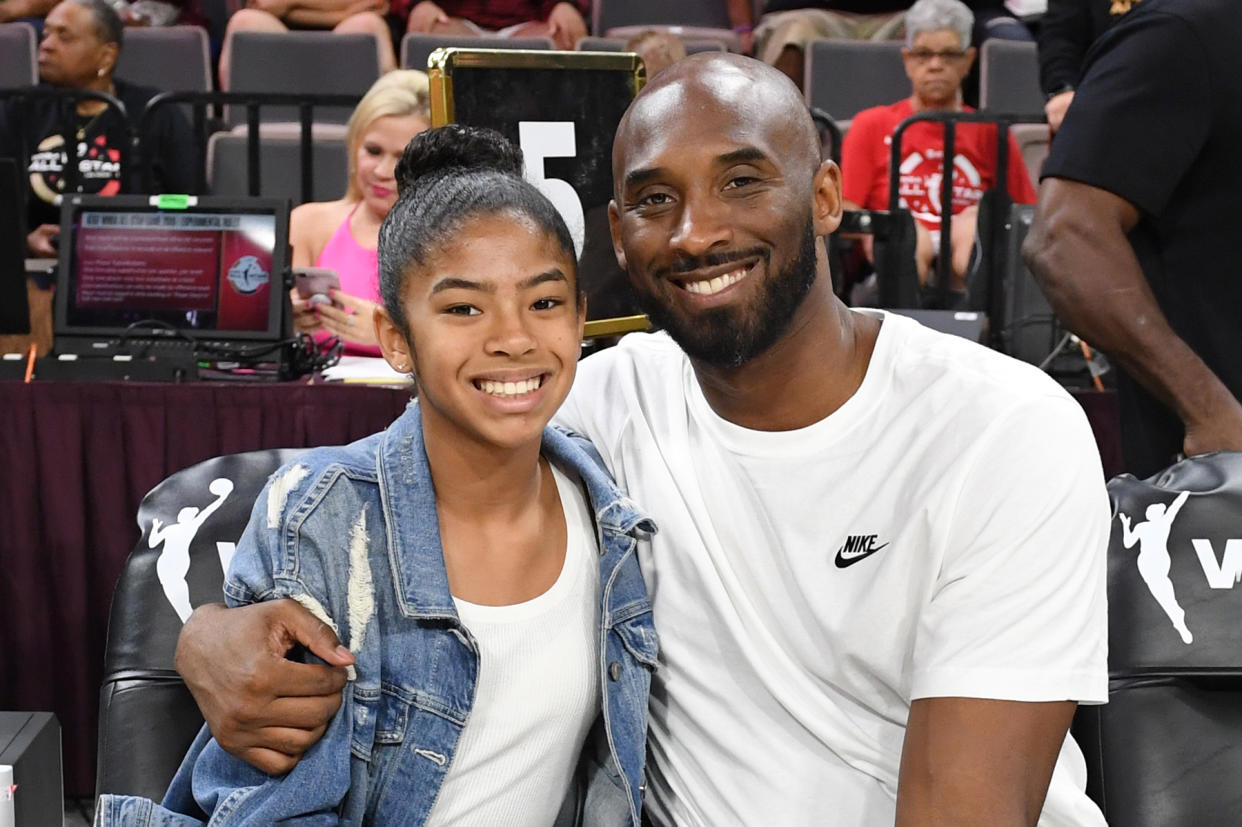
left=289, top=70, right=431, bottom=356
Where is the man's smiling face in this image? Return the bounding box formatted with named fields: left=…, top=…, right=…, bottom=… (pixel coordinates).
left=609, top=55, right=836, bottom=368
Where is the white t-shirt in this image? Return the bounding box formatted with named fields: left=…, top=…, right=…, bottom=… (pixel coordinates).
left=556, top=310, right=1109, bottom=827
left=425, top=463, right=600, bottom=827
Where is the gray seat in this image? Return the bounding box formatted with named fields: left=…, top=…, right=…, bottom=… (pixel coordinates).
left=594, top=0, right=732, bottom=34
left=979, top=39, right=1042, bottom=114
left=115, top=26, right=212, bottom=93
left=804, top=39, right=907, bottom=127
left=576, top=33, right=726, bottom=55
left=1010, top=121, right=1049, bottom=190
left=400, top=33, right=553, bottom=71
left=225, top=31, right=379, bottom=124
left=0, top=22, right=37, bottom=89
left=576, top=35, right=626, bottom=51
left=206, top=130, right=348, bottom=204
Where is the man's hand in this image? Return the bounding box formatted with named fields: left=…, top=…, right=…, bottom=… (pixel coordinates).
left=27, top=224, right=59, bottom=258
left=1182, top=391, right=1242, bottom=458
left=1025, top=178, right=1242, bottom=467
left=545, top=1, right=586, bottom=50
left=896, top=697, right=1075, bottom=826
left=175, top=600, right=355, bottom=775
left=1044, top=90, right=1074, bottom=134
left=406, top=0, right=447, bottom=32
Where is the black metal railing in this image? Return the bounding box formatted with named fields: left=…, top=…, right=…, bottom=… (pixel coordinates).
left=888, top=110, right=1046, bottom=329
left=139, top=90, right=361, bottom=202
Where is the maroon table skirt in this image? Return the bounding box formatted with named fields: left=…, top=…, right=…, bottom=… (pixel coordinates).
left=0, top=380, right=412, bottom=796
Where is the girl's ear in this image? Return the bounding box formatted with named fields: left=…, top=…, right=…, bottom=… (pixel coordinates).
left=374, top=305, right=413, bottom=375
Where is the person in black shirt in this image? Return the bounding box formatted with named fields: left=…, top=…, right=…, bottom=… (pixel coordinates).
left=0, top=0, right=195, bottom=256
left=1036, top=0, right=1140, bottom=133
left=1023, top=0, right=1242, bottom=478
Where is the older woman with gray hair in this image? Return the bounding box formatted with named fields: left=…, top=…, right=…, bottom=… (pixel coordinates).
left=840, top=0, right=1037, bottom=296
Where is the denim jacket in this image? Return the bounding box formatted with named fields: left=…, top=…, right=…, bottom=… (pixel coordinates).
left=95, top=401, right=659, bottom=827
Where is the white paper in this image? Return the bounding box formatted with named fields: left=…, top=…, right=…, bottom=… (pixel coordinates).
left=320, top=356, right=413, bottom=384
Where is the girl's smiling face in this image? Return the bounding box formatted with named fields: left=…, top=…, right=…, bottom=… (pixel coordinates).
left=377, top=210, right=585, bottom=452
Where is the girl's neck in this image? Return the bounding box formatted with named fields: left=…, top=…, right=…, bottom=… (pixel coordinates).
left=421, top=417, right=547, bottom=522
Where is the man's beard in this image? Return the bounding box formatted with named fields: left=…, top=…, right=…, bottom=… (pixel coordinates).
left=634, top=219, right=819, bottom=369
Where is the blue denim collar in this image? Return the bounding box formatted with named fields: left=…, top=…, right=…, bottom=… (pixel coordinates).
left=376, top=401, right=655, bottom=620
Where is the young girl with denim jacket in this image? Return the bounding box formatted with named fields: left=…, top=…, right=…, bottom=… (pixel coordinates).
left=95, top=125, right=658, bottom=827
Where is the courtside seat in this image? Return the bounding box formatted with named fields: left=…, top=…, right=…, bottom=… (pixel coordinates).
left=96, top=449, right=305, bottom=802
left=978, top=39, right=1042, bottom=114
left=224, top=31, right=379, bottom=124
left=206, top=129, right=347, bottom=203
left=0, top=22, right=37, bottom=89
left=804, top=39, right=906, bottom=129
left=1075, top=452, right=1242, bottom=825
left=115, top=26, right=212, bottom=93
left=400, top=33, right=553, bottom=71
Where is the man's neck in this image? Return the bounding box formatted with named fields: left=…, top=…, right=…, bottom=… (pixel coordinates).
left=688, top=278, right=881, bottom=432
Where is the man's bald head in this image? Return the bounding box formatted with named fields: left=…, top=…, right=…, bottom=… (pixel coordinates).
left=614, top=52, right=821, bottom=189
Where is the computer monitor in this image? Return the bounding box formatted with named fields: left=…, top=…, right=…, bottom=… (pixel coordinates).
left=0, top=158, right=31, bottom=336
left=53, top=195, right=290, bottom=355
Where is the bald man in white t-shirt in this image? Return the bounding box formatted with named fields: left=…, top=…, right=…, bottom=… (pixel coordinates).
left=176, top=53, right=1109, bottom=826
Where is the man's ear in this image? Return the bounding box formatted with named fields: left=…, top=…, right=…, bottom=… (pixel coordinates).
left=607, top=199, right=628, bottom=272
left=811, top=159, right=843, bottom=237
left=964, top=45, right=978, bottom=74
left=374, top=305, right=414, bottom=375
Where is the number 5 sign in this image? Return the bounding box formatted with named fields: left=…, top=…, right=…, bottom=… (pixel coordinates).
left=428, top=47, right=648, bottom=338
left=519, top=121, right=585, bottom=258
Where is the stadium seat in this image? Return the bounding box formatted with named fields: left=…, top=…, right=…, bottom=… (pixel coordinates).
left=400, top=33, right=553, bottom=71
left=1010, top=121, right=1049, bottom=190
left=804, top=39, right=907, bottom=127
left=577, top=33, right=726, bottom=55
left=0, top=22, right=37, bottom=89
left=115, top=26, right=212, bottom=93
left=224, top=31, right=379, bottom=124
left=576, top=35, right=626, bottom=51
left=979, top=39, right=1043, bottom=114
left=1075, top=452, right=1242, bottom=824
left=594, top=0, right=732, bottom=35
left=207, top=129, right=348, bottom=203
left=96, top=449, right=305, bottom=801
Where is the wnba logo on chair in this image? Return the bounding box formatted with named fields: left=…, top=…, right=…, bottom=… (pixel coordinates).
left=1116, top=490, right=1242, bottom=645
left=147, top=477, right=237, bottom=623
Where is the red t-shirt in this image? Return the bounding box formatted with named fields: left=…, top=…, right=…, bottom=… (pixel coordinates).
left=841, top=99, right=1037, bottom=232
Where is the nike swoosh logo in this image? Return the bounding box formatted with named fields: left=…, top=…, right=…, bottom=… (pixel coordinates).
left=834, top=542, right=889, bottom=568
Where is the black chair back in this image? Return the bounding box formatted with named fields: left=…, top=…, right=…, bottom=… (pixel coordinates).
left=95, top=448, right=305, bottom=801
left=1075, top=452, right=1242, bottom=824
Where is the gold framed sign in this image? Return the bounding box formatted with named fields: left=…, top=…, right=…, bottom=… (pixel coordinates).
left=428, top=48, right=650, bottom=339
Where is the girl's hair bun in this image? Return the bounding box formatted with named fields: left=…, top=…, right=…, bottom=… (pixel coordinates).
left=395, top=124, right=523, bottom=191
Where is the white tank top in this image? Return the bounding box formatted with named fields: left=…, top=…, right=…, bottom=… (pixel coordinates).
left=425, top=462, right=600, bottom=826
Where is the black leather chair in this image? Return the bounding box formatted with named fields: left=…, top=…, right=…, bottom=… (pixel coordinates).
left=95, top=448, right=305, bottom=802
left=1074, top=452, right=1242, bottom=824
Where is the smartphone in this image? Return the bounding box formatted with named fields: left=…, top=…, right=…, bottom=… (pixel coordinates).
left=292, top=267, right=341, bottom=307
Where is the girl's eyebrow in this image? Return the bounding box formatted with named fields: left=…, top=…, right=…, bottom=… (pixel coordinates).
left=430, top=269, right=568, bottom=295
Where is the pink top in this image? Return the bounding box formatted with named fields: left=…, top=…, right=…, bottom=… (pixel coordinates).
left=314, top=204, right=382, bottom=357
